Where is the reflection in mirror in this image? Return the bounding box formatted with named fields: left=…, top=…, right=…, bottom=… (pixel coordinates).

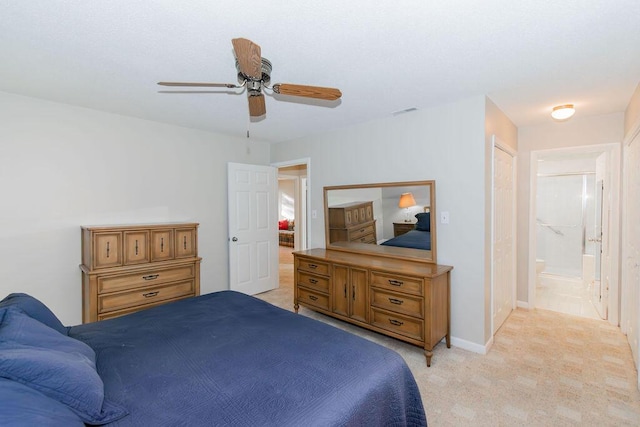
left=324, top=181, right=436, bottom=263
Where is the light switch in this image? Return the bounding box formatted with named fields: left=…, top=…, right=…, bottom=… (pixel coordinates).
left=441, top=211, right=450, bottom=224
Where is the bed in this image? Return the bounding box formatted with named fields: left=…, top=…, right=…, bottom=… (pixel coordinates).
left=381, top=211, right=432, bottom=251
left=0, top=291, right=427, bottom=426
left=381, top=229, right=431, bottom=250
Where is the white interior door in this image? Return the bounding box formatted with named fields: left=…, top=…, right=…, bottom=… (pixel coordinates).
left=622, top=132, right=640, bottom=369
left=492, top=139, right=516, bottom=334
left=228, top=162, right=278, bottom=295
left=591, top=153, right=608, bottom=319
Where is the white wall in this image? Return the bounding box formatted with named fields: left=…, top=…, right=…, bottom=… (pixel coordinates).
left=271, top=96, right=489, bottom=348
left=0, top=91, right=270, bottom=325
left=516, top=113, right=624, bottom=304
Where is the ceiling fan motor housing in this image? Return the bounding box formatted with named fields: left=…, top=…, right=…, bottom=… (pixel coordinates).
left=236, top=58, right=272, bottom=91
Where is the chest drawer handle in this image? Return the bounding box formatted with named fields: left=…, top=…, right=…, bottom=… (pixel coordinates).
left=308, top=278, right=318, bottom=284
left=143, top=291, right=159, bottom=298
left=389, top=298, right=404, bottom=305
left=389, top=319, right=404, bottom=326
left=308, top=295, right=318, bottom=301
left=388, top=279, right=404, bottom=286
left=142, top=274, right=159, bottom=280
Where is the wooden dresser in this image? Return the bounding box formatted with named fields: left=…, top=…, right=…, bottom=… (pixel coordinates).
left=328, top=201, right=377, bottom=244
left=80, top=223, right=201, bottom=323
left=294, top=248, right=452, bottom=366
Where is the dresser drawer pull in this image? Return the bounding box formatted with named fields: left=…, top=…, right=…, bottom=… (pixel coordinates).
left=388, top=279, right=404, bottom=286
left=307, top=264, right=318, bottom=269
left=143, top=291, right=159, bottom=298
left=142, top=274, right=159, bottom=280
left=344, top=284, right=347, bottom=298
left=389, top=298, right=404, bottom=305
left=308, top=295, right=318, bottom=301
left=389, top=319, right=404, bottom=326
left=106, top=241, right=110, bottom=258
left=183, top=236, right=187, bottom=250
left=309, top=278, right=318, bottom=284
left=135, top=240, right=139, bottom=255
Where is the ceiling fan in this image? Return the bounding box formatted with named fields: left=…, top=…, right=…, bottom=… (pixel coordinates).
left=158, top=38, right=342, bottom=118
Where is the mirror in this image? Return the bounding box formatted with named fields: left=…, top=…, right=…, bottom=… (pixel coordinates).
left=324, top=180, right=436, bottom=263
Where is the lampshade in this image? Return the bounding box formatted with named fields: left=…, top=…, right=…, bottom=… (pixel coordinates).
left=551, top=104, right=575, bottom=120
left=398, top=192, right=416, bottom=208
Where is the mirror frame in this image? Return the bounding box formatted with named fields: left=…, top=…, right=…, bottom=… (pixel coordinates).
left=323, top=180, right=437, bottom=264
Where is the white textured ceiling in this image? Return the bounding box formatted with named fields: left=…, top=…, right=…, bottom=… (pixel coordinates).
left=1, top=1, right=639, bottom=143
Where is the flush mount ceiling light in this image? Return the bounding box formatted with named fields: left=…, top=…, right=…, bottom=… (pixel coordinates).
left=551, top=104, right=575, bottom=121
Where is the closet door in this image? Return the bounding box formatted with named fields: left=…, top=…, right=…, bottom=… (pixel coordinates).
left=492, top=138, right=516, bottom=334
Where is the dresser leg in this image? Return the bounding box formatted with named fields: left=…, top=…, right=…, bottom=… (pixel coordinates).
left=294, top=303, right=299, bottom=313
left=424, top=350, right=433, bottom=367
left=446, top=333, right=451, bottom=348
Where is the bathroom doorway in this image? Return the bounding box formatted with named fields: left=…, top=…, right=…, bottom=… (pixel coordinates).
left=530, top=144, right=620, bottom=322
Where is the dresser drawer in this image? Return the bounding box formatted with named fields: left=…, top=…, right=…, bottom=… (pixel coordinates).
left=370, top=308, right=424, bottom=342
left=352, top=233, right=376, bottom=244
left=370, top=288, right=424, bottom=319
left=98, top=280, right=195, bottom=314
left=297, top=258, right=330, bottom=276
left=297, top=271, right=330, bottom=292
left=97, top=295, right=192, bottom=321
left=370, top=271, right=423, bottom=296
left=297, top=287, right=330, bottom=311
left=349, top=223, right=375, bottom=240
left=98, top=264, right=195, bottom=293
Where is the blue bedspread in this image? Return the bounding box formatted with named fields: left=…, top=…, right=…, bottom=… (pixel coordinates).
left=381, top=229, right=431, bottom=250
left=69, top=291, right=426, bottom=426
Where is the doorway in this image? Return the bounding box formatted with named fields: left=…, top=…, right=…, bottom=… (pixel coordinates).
left=529, top=144, right=620, bottom=323
left=273, top=159, right=310, bottom=290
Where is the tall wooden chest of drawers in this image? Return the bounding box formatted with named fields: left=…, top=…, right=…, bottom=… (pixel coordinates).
left=328, top=201, right=377, bottom=244
left=294, top=248, right=452, bottom=366
left=80, top=223, right=201, bottom=323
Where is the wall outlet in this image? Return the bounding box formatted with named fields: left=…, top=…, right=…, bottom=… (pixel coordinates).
left=440, top=211, right=450, bottom=224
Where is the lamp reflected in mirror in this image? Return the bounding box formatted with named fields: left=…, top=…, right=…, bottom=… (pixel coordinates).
left=398, top=192, right=416, bottom=222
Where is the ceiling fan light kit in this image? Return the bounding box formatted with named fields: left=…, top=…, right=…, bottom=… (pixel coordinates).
left=158, top=37, right=342, bottom=119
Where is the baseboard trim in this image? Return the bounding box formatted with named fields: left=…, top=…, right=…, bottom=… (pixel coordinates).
left=517, top=300, right=530, bottom=309
left=449, top=336, right=491, bottom=355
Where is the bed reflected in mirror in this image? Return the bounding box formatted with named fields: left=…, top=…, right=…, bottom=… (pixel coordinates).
left=324, top=180, right=436, bottom=263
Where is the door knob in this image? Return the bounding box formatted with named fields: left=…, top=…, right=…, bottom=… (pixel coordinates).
left=231, top=237, right=238, bottom=242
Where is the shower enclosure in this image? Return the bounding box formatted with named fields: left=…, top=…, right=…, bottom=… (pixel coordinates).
left=536, top=173, right=596, bottom=278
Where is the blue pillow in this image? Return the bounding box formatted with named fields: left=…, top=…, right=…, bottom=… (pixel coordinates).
left=415, top=212, right=430, bottom=232
left=0, top=293, right=68, bottom=335
left=0, top=377, right=85, bottom=427
left=0, top=307, right=127, bottom=425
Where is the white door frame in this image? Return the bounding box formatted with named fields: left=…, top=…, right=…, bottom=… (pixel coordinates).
left=491, top=135, right=517, bottom=335
left=271, top=157, right=311, bottom=251
left=528, top=143, right=621, bottom=325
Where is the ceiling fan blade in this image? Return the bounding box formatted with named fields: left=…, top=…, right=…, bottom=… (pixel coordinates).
left=158, top=82, right=240, bottom=88
left=232, top=38, right=262, bottom=79
left=272, top=83, right=342, bottom=101
left=248, top=94, right=266, bottom=117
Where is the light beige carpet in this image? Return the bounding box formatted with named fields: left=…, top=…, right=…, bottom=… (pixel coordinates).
left=258, top=247, right=640, bottom=426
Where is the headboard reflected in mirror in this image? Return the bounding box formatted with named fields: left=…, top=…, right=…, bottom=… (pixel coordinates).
left=324, top=180, right=436, bottom=263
